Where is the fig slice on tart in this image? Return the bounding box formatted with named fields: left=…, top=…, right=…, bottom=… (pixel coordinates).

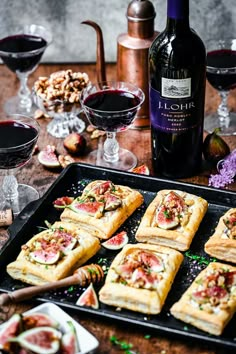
left=69, top=200, right=104, bottom=218
left=29, top=249, right=61, bottom=265
left=155, top=205, right=179, bottom=230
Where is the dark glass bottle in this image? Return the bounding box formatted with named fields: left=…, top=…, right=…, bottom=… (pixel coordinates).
left=149, top=0, right=206, bottom=178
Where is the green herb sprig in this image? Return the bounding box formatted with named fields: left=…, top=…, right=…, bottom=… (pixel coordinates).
left=110, top=335, right=138, bottom=354
left=184, top=251, right=217, bottom=265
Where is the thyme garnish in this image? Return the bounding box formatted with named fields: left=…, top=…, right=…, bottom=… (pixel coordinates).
left=184, top=251, right=217, bottom=265
left=110, top=335, right=137, bottom=354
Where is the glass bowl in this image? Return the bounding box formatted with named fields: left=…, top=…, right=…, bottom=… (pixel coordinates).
left=33, top=70, right=89, bottom=138
left=33, top=91, right=85, bottom=138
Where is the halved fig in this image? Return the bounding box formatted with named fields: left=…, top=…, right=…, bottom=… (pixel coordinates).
left=61, top=321, right=80, bottom=354
left=70, top=200, right=104, bottom=218
left=53, top=196, right=74, bottom=209
left=102, top=231, right=128, bottom=250
left=76, top=283, right=99, bottom=309
left=22, top=313, right=59, bottom=330
left=13, top=326, right=61, bottom=354
left=29, top=249, right=60, bottom=265
left=38, top=145, right=60, bottom=168
left=0, top=313, right=21, bottom=350
left=130, top=164, right=150, bottom=175
left=155, top=205, right=179, bottom=230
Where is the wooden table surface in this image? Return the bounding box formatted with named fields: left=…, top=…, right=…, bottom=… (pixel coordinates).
left=0, top=62, right=235, bottom=354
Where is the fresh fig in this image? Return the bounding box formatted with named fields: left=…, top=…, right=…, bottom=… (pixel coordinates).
left=13, top=326, right=61, bottom=354
left=22, top=313, right=59, bottom=330
left=203, top=128, right=230, bottom=163
left=130, top=164, right=150, bottom=175
left=29, top=249, right=61, bottom=265
left=63, top=133, right=86, bottom=155
left=61, top=321, right=80, bottom=354
left=102, top=231, right=128, bottom=250
left=76, top=283, right=99, bottom=309
left=38, top=145, right=61, bottom=168
left=0, top=313, right=21, bottom=351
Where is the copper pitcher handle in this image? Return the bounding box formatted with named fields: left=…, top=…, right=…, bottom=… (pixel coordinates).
left=81, top=20, right=107, bottom=84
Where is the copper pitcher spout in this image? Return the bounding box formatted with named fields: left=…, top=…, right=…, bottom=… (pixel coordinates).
left=81, top=20, right=107, bottom=84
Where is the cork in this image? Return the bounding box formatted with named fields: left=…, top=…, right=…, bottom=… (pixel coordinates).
left=0, top=209, right=13, bottom=227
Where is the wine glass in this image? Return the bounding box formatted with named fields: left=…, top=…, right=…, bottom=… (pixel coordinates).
left=0, top=114, right=40, bottom=215
left=80, top=81, right=144, bottom=170
left=0, top=24, right=52, bottom=116
left=204, top=38, right=236, bottom=135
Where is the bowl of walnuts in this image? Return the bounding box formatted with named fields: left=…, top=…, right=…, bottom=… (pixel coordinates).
left=33, top=70, right=90, bottom=138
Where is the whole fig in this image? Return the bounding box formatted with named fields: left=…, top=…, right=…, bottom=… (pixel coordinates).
left=63, top=133, right=86, bottom=155
left=203, top=128, right=230, bottom=163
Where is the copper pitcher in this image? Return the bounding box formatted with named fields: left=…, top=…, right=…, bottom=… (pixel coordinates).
left=82, top=0, right=158, bottom=129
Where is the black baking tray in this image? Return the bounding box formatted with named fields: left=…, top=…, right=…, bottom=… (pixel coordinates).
left=0, top=163, right=236, bottom=349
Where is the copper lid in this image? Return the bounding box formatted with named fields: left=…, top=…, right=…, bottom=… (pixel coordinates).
left=127, top=0, right=156, bottom=22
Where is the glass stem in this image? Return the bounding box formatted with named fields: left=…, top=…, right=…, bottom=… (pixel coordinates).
left=103, top=132, right=119, bottom=163
left=218, top=90, right=230, bottom=127
left=2, top=170, right=20, bottom=213
left=17, top=72, right=32, bottom=109
left=2, top=171, right=18, bottom=201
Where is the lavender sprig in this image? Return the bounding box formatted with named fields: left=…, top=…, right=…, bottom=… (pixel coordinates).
left=209, top=149, right=236, bottom=188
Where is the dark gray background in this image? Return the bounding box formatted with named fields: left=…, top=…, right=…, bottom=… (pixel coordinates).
left=0, top=0, right=235, bottom=63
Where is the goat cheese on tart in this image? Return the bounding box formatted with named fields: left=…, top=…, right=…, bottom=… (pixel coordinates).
left=60, top=180, right=144, bottom=240
left=170, top=262, right=236, bottom=336
left=204, top=208, right=236, bottom=264
left=99, top=243, right=183, bottom=314
left=7, top=222, right=100, bottom=286
left=135, top=189, right=208, bottom=251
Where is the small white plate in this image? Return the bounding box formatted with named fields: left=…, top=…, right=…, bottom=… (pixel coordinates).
left=22, top=302, right=99, bottom=354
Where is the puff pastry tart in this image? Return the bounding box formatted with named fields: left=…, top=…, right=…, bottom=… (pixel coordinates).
left=60, top=180, right=144, bottom=240
left=7, top=222, right=100, bottom=286
left=170, top=262, right=236, bottom=336
left=99, top=243, right=183, bottom=314
left=204, top=208, right=236, bottom=264
left=135, top=190, right=208, bottom=251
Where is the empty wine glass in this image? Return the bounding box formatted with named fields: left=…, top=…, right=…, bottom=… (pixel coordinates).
left=0, top=24, right=52, bottom=116
left=204, top=38, right=236, bottom=135
left=0, top=114, right=40, bottom=215
left=80, top=81, right=144, bottom=170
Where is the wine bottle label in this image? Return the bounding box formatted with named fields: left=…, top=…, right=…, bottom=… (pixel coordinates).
left=161, top=78, right=191, bottom=98
left=150, top=85, right=198, bottom=133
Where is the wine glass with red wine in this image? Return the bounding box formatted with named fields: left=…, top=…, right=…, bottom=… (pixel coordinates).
left=0, top=24, right=52, bottom=116
left=80, top=81, right=144, bottom=170
left=0, top=114, right=40, bottom=215
left=204, top=38, right=236, bottom=135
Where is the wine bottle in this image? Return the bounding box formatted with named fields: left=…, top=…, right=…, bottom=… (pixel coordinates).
left=149, top=0, right=206, bottom=178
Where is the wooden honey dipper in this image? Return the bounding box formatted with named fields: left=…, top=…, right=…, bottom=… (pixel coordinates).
left=0, top=264, right=104, bottom=306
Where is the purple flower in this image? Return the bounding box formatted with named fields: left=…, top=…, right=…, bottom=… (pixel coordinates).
left=208, top=149, right=236, bottom=188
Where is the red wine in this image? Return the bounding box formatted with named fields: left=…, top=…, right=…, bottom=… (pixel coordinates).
left=207, top=49, right=236, bottom=91
left=0, top=120, right=38, bottom=169
left=84, top=89, right=141, bottom=132
left=149, top=0, right=206, bottom=178
left=0, top=34, right=47, bottom=73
